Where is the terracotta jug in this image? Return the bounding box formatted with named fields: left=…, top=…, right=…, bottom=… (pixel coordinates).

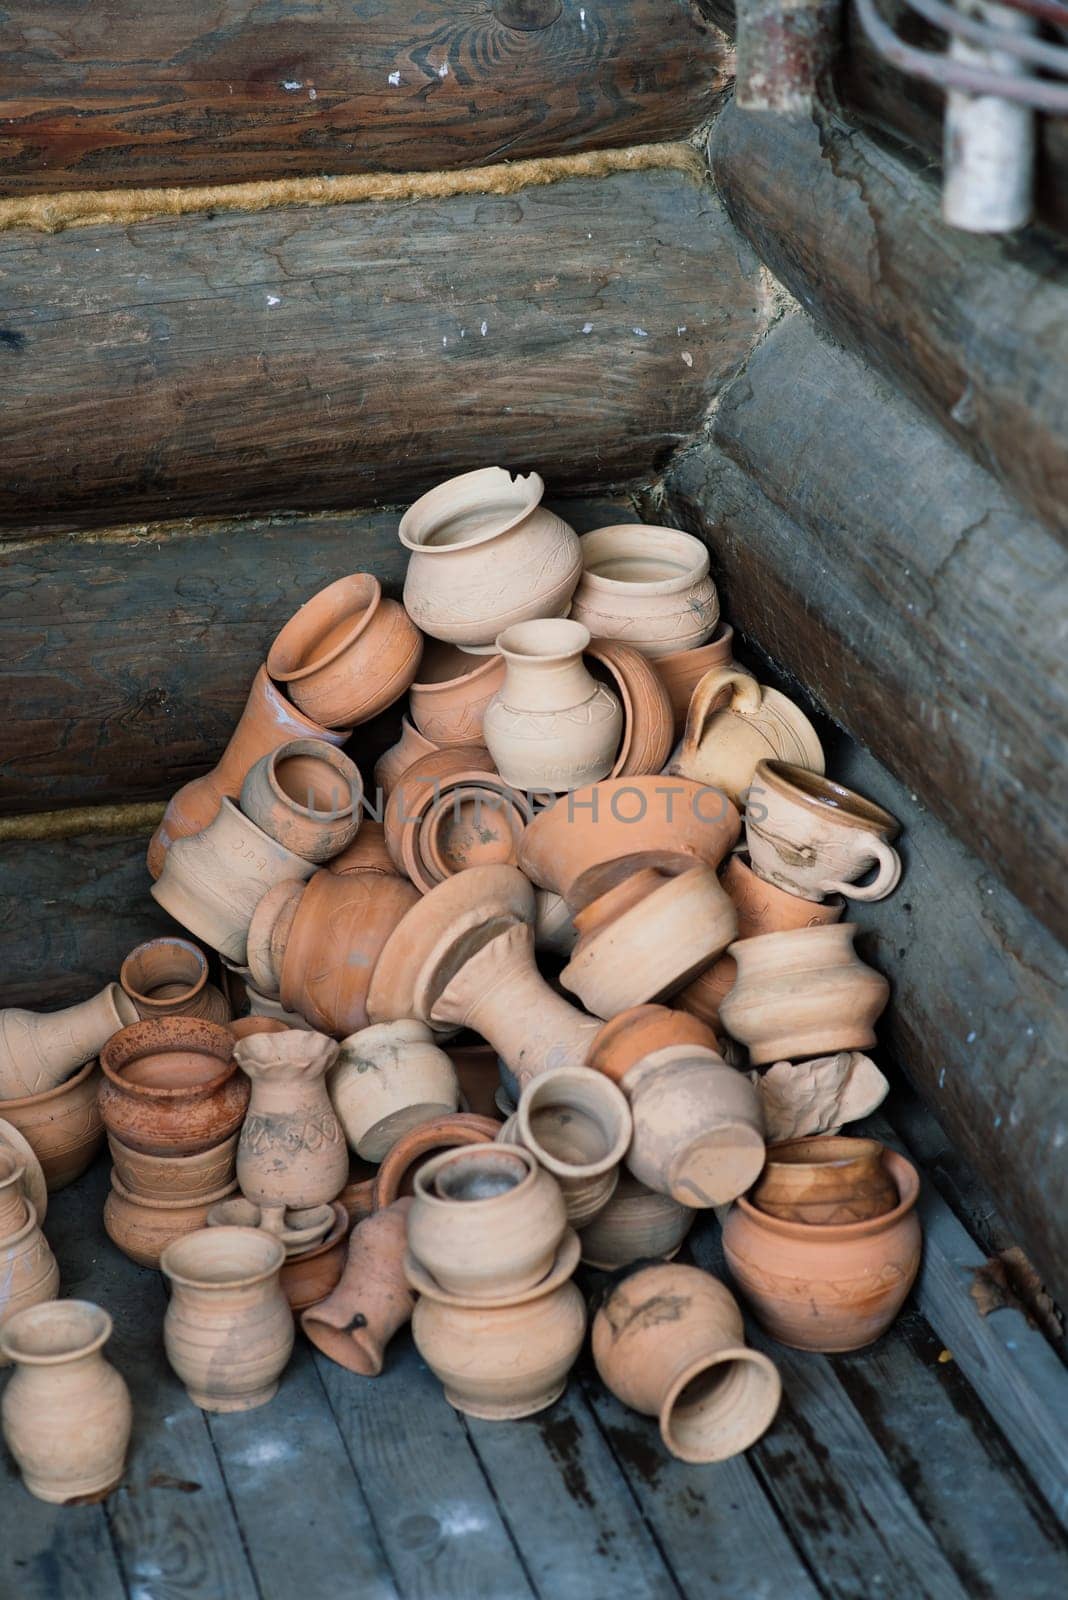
left=673, top=669, right=824, bottom=807
left=0, top=1059, right=105, bottom=1192
left=99, top=1017, right=248, bottom=1157
left=0, top=1152, right=59, bottom=1360
left=161, top=1226, right=294, bottom=1411
left=501, top=1066, right=631, bottom=1228
left=752, top=1053, right=889, bottom=1144
left=752, top=1135, right=899, bottom=1225
left=592, top=1264, right=781, bottom=1463
left=578, top=1172, right=693, bottom=1269
left=586, top=638, right=674, bottom=778
left=568, top=524, right=720, bottom=657
left=410, top=641, right=506, bottom=747
left=0, top=984, right=137, bottom=1100
left=147, top=664, right=350, bottom=879
left=372, top=717, right=441, bottom=801
left=239, top=740, right=363, bottom=862
left=400, top=467, right=582, bottom=647
left=120, top=938, right=230, bottom=1025
left=371, top=1113, right=502, bottom=1208
left=330, top=1021, right=460, bottom=1162
left=483, top=619, right=623, bottom=791
left=234, top=1030, right=348, bottom=1211
left=719, top=924, right=890, bottom=1065
left=301, top=1199, right=414, bottom=1374
left=746, top=760, right=903, bottom=903
left=622, top=1045, right=765, bottom=1208
left=0, top=1301, right=132, bottom=1503
left=588, top=1004, right=718, bottom=1084
left=654, top=623, right=738, bottom=737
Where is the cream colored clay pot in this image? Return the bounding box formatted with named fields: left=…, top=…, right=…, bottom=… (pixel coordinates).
left=623, top=1045, right=765, bottom=1208
left=0, top=1152, right=59, bottom=1363
left=0, top=984, right=137, bottom=1100
left=745, top=760, right=902, bottom=903
left=672, top=669, right=824, bottom=808
left=568, top=524, right=719, bottom=658
left=578, top=1172, right=693, bottom=1269
left=500, top=1066, right=632, bottom=1228
left=234, top=1030, right=348, bottom=1210
left=330, top=1021, right=460, bottom=1162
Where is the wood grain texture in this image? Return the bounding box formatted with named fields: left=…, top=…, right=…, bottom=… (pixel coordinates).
left=0, top=1, right=729, bottom=196
left=709, top=99, right=1068, bottom=539
left=665, top=315, right=1068, bottom=943
left=0, top=167, right=764, bottom=533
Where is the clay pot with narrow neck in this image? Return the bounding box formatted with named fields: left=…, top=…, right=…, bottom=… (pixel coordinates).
left=655, top=623, right=738, bottom=737
left=672, top=669, right=824, bottom=807
left=723, top=1150, right=922, bottom=1351
left=107, top=1130, right=238, bottom=1203
left=400, top=467, right=582, bottom=647
left=585, top=638, right=674, bottom=778
left=104, top=1172, right=238, bottom=1269
left=331, top=1021, right=460, bottom=1162
left=267, top=573, right=423, bottom=727
left=240, top=740, right=363, bottom=862
left=410, top=641, right=506, bottom=747
left=499, top=1066, right=631, bottom=1228
left=592, top=1264, right=781, bottom=1463
left=752, top=1135, right=899, bottom=1225
left=234, top=1030, right=347, bottom=1210
left=301, top=1199, right=414, bottom=1374
left=0, top=984, right=137, bottom=1100
left=483, top=619, right=623, bottom=792
left=0, top=1059, right=105, bottom=1191
left=719, top=924, right=890, bottom=1065
left=578, top=1172, right=693, bottom=1269
left=99, top=1018, right=248, bottom=1157
left=746, top=760, right=903, bottom=903
left=373, top=717, right=441, bottom=801
left=0, top=1301, right=132, bottom=1503
left=161, top=1226, right=295, bottom=1411
left=0, top=1153, right=59, bottom=1361
left=623, top=1045, right=765, bottom=1208
left=120, top=938, right=230, bottom=1026
left=371, top=1114, right=502, bottom=1208
left=588, top=1004, right=719, bottom=1084
left=568, top=524, right=719, bottom=658
left=147, top=665, right=350, bottom=879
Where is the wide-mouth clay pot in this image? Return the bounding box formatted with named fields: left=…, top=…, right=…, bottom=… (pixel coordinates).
left=0, top=1120, right=48, bottom=1222
left=751, top=1135, right=899, bottom=1225
left=623, top=1045, right=765, bottom=1208
left=499, top=1066, right=630, bottom=1228
left=107, top=1130, right=239, bottom=1203
left=585, top=639, right=674, bottom=778
left=753, top=1053, right=889, bottom=1145
left=120, top=939, right=231, bottom=1026
left=592, top=1264, right=781, bottom=1464
left=405, top=1225, right=580, bottom=1307
left=578, top=1172, right=693, bottom=1269
left=400, top=467, right=582, bottom=648
left=410, top=642, right=506, bottom=748
left=418, top=781, right=533, bottom=889
left=517, top=776, right=741, bottom=913
left=408, top=1143, right=567, bottom=1302
left=99, top=1017, right=248, bottom=1157
left=302, top=1199, right=414, bottom=1374
left=723, top=1150, right=922, bottom=1352
left=718, top=924, right=890, bottom=1065
left=588, top=1004, right=719, bottom=1085
left=0, top=983, right=138, bottom=1101
left=0, top=1059, right=106, bottom=1192
left=654, top=623, right=737, bottom=737
left=330, top=1021, right=460, bottom=1162
left=746, top=760, right=903, bottom=904
left=568, top=525, right=720, bottom=659
left=267, top=573, right=423, bottom=729
left=672, top=669, right=825, bottom=808
left=327, top=820, right=399, bottom=878
left=371, top=1113, right=501, bottom=1209
left=372, top=718, right=441, bottom=802
left=104, top=1172, right=238, bottom=1269
left=240, top=740, right=363, bottom=863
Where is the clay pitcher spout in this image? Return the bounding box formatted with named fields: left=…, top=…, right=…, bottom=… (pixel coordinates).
left=301, top=1199, right=414, bottom=1375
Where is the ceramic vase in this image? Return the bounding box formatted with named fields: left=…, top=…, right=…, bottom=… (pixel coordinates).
left=371, top=1114, right=502, bottom=1208
left=410, top=641, right=506, bottom=747
left=0, top=1152, right=59, bottom=1362
left=672, top=668, right=824, bottom=807
left=752, top=1053, right=889, bottom=1144
left=373, top=718, right=441, bottom=801
left=301, top=1199, right=415, bottom=1374
left=719, top=924, right=890, bottom=1065
left=0, top=1301, right=132, bottom=1503
left=623, top=1046, right=765, bottom=1208
left=588, top=1004, right=719, bottom=1085
left=483, top=619, right=622, bottom=792
left=578, top=1173, right=693, bottom=1269
left=592, top=1264, right=781, bottom=1463
left=267, top=573, right=423, bottom=728
left=0, top=1060, right=105, bottom=1191
left=330, top=1021, right=460, bottom=1162
left=99, top=1018, right=248, bottom=1157
left=107, top=1130, right=238, bottom=1202
left=723, top=1150, right=922, bottom=1351
left=234, top=1030, right=347, bottom=1210
left=161, top=1226, right=295, bottom=1411
left=120, top=938, right=230, bottom=1025
left=400, top=467, right=582, bottom=647
left=240, top=740, right=363, bottom=862
left=752, top=1136, right=899, bottom=1225
left=568, top=524, right=719, bottom=657
left=500, top=1066, right=631, bottom=1228
left=585, top=638, right=674, bottom=778
left=746, top=760, right=903, bottom=903
left=654, top=623, right=738, bottom=737
left=104, top=1172, right=237, bottom=1269
left=0, top=984, right=137, bottom=1100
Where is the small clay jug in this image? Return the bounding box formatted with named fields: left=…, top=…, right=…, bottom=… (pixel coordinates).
left=330, top=1021, right=460, bottom=1162
left=623, top=1046, right=765, bottom=1208
left=746, top=760, right=902, bottom=903
left=371, top=1113, right=502, bottom=1208
left=588, top=1004, right=718, bottom=1085
left=410, top=641, right=506, bottom=747
left=104, top=1172, right=237, bottom=1269
left=0, top=1059, right=105, bottom=1192
left=592, top=1264, right=781, bottom=1463
left=501, top=1066, right=631, bottom=1228
left=0, top=1301, right=132, bottom=1503
left=373, top=717, right=441, bottom=801
left=161, top=1226, right=295, bottom=1411
left=483, top=618, right=622, bottom=792
left=107, top=1130, right=238, bottom=1203
left=578, top=1172, right=693, bottom=1269
left=654, top=623, right=738, bottom=737
left=752, top=1053, right=889, bottom=1144
left=751, top=1136, right=899, bottom=1225
left=120, top=938, right=231, bottom=1025
left=240, top=739, right=363, bottom=862
left=301, top=1199, right=415, bottom=1374
left=0, top=1152, right=59, bottom=1360
left=568, top=524, right=720, bottom=657
left=0, top=984, right=137, bottom=1100
left=672, top=669, right=824, bottom=807
left=99, top=1018, right=248, bottom=1157
left=234, top=1030, right=348, bottom=1211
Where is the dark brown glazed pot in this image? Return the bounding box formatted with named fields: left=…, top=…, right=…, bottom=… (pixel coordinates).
left=98, top=1019, right=249, bottom=1157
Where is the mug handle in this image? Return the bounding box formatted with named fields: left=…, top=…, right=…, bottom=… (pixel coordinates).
left=823, top=838, right=902, bottom=902
left=683, top=667, right=761, bottom=750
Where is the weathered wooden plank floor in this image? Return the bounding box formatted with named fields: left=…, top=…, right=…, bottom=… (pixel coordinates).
left=3, top=1150, right=1066, bottom=1600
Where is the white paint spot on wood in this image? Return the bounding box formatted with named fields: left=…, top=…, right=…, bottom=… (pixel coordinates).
left=677, top=325, right=687, bottom=334
left=282, top=80, right=303, bottom=91
left=437, top=61, right=450, bottom=78
left=388, top=71, right=401, bottom=86
left=680, top=351, right=693, bottom=367
left=580, top=7, right=588, bottom=28
left=633, top=327, right=649, bottom=338
left=266, top=295, right=281, bottom=307
left=480, top=321, right=488, bottom=336
left=580, top=322, right=593, bottom=334
left=234, top=1436, right=296, bottom=1469
left=308, top=87, right=317, bottom=100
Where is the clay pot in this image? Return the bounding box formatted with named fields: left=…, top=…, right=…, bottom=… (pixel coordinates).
left=207, top=1196, right=336, bottom=1255
left=672, top=669, right=824, bottom=807
left=746, top=760, right=903, bottom=903
left=592, top=1264, right=780, bottom=1463
left=99, top=1018, right=248, bottom=1157
left=234, top=1030, right=348, bottom=1211
left=561, top=865, right=737, bottom=1020
left=107, top=1130, right=238, bottom=1202
left=161, top=1226, right=295, bottom=1411
left=504, top=1066, right=631, bottom=1228
left=339, top=1157, right=378, bottom=1222
left=410, top=641, right=506, bottom=747
left=578, top=1172, right=693, bottom=1269
left=408, top=1143, right=567, bottom=1301
left=483, top=619, right=623, bottom=792
left=752, top=1136, right=899, bottom=1225
left=568, top=524, right=719, bottom=658
left=373, top=718, right=441, bottom=802
left=328, top=821, right=399, bottom=877
left=588, top=1004, right=718, bottom=1084
left=517, top=776, right=741, bottom=913
left=240, top=740, right=363, bottom=862
left=230, top=1017, right=290, bottom=1041
left=278, top=1203, right=350, bottom=1310
left=147, top=665, right=350, bottom=879
left=331, top=1021, right=460, bottom=1162
left=301, top=1199, right=414, bottom=1373
left=104, top=1172, right=237, bottom=1269
left=655, top=623, right=738, bottom=737
left=0, top=1119, right=47, bottom=1222
left=267, top=573, right=423, bottom=728
left=418, top=781, right=532, bottom=890
left=384, top=742, right=496, bottom=855
left=0, top=1059, right=105, bottom=1191
left=585, top=639, right=674, bottom=778
left=752, top=1053, right=890, bottom=1144
left=151, top=798, right=316, bottom=966
left=245, top=987, right=314, bottom=1029
left=719, top=924, right=890, bottom=1065
left=120, top=938, right=231, bottom=1027
left=0, top=1153, right=59, bottom=1360
left=533, top=890, right=578, bottom=958
left=400, top=467, right=582, bottom=647
left=447, top=1043, right=502, bottom=1119
left=623, top=1046, right=765, bottom=1208
left=372, top=1114, right=500, bottom=1207
left=0, top=1301, right=132, bottom=1504
left=0, top=984, right=137, bottom=1100
left=723, top=1150, right=922, bottom=1351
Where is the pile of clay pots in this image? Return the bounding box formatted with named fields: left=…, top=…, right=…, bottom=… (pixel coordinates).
left=0, top=464, right=924, bottom=1503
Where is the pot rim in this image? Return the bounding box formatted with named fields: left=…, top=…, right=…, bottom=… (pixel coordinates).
left=726, top=922, right=859, bottom=962
left=403, top=1227, right=581, bottom=1307
left=753, top=760, right=900, bottom=838
left=160, top=1223, right=286, bottom=1287
left=399, top=467, right=545, bottom=555
left=0, top=1054, right=99, bottom=1110
left=109, top=1171, right=238, bottom=1212
left=267, top=574, right=382, bottom=685
left=420, top=780, right=531, bottom=886
left=495, top=617, right=590, bottom=663
left=517, top=1066, right=632, bottom=1178
left=577, top=525, right=710, bottom=596
left=413, top=1141, right=538, bottom=1209
left=735, top=1148, right=920, bottom=1240
left=120, top=936, right=210, bottom=1011
left=101, top=1018, right=237, bottom=1100
left=761, top=1134, right=887, bottom=1174
left=0, top=1299, right=113, bottom=1366
left=370, top=1113, right=503, bottom=1208
left=264, top=739, right=361, bottom=823
left=656, top=621, right=733, bottom=668
left=412, top=641, right=504, bottom=695
left=659, top=1343, right=781, bottom=1464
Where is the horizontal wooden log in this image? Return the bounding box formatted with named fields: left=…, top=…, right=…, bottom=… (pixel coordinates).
left=709, top=99, right=1068, bottom=540
left=0, top=165, right=764, bottom=532
left=665, top=314, right=1068, bottom=943
left=0, top=1, right=730, bottom=196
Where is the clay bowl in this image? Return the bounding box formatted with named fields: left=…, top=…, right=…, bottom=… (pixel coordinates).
left=0, top=1059, right=105, bottom=1191
left=578, top=1172, right=694, bottom=1270
left=120, top=936, right=231, bottom=1024
left=371, top=1114, right=502, bottom=1209
left=405, top=1227, right=580, bottom=1309
left=104, top=1172, right=238, bottom=1269
left=568, top=524, right=719, bottom=658
left=278, top=1202, right=350, bottom=1310
left=586, top=639, right=674, bottom=778
left=99, top=1019, right=248, bottom=1158
left=327, top=822, right=398, bottom=877
left=409, top=641, right=506, bottom=747
left=448, top=1043, right=504, bottom=1119
left=587, top=1004, right=719, bottom=1086
left=0, top=1118, right=49, bottom=1220
left=654, top=623, right=736, bottom=737
left=418, top=781, right=532, bottom=887
left=107, top=1130, right=239, bottom=1203
left=751, top=1136, right=900, bottom=1225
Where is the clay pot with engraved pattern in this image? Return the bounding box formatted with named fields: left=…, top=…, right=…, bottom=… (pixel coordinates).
left=239, top=740, right=363, bottom=863
left=585, top=639, right=674, bottom=778
left=568, top=524, right=720, bottom=658
left=107, top=1130, right=239, bottom=1202
left=0, top=1060, right=106, bottom=1192
left=99, top=1019, right=248, bottom=1158
left=233, top=1030, right=348, bottom=1211
left=120, top=939, right=231, bottom=1026
left=0, top=984, right=137, bottom=1101
left=410, top=642, right=506, bottom=748
left=0, top=1151, right=59, bottom=1361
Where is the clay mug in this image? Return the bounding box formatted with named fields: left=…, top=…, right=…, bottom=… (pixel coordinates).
left=622, top=1045, right=765, bottom=1208
left=120, top=939, right=230, bottom=1025
left=0, top=984, right=137, bottom=1101
left=751, top=1135, right=899, bottom=1225
left=240, top=740, right=363, bottom=862
left=745, top=760, right=902, bottom=903
left=234, top=1030, right=348, bottom=1210
left=0, top=1301, right=132, bottom=1503
left=567, top=524, right=719, bottom=657
left=330, top=1021, right=460, bottom=1162
left=502, top=1065, right=632, bottom=1228
left=0, top=1151, right=60, bottom=1360
left=301, top=1198, right=415, bottom=1374
left=672, top=669, right=824, bottom=807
